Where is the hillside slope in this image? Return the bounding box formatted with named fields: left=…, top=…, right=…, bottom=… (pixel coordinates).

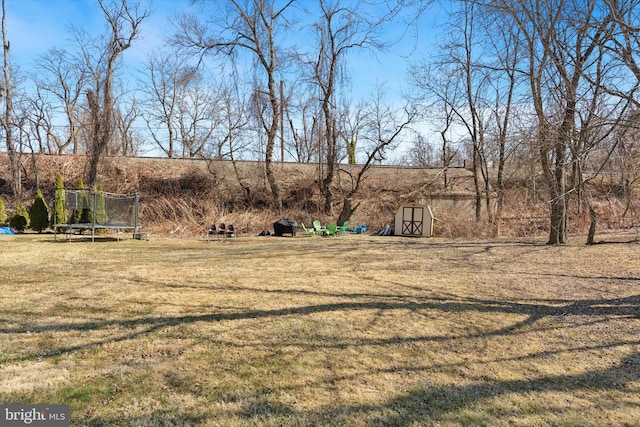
left=1, top=153, right=635, bottom=239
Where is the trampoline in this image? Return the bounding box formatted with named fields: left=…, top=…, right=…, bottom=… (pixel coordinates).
left=53, top=189, right=141, bottom=242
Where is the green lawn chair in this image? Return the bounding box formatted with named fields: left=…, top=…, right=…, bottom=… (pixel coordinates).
left=326, top=223, right=337, bottom=236
left=337, top=220, right=349, bottom=235
left=313, top=220, right=326, bottom=236
left=301, top=223, right=315, bottom=236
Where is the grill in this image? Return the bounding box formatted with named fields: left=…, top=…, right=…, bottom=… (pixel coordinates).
left=273, top=218, right=297, bottom=237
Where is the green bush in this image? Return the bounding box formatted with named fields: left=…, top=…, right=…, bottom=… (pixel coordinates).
left=95, top=183, right=107, bottom=225
left=94, top=183, right=107, bottom=234
left=29, top=189, right=50, bottom=233
left=9, top=202, right=29, bottom=231
left=73, top=177, right=93, bottom=224
left=0, top=196, right=7, bottom=225
left=52, top=173, right=67, bottom=227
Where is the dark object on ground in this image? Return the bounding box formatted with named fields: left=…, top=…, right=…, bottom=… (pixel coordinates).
left=208, top=223, right=236, bottom=239
left=375, top=224, right=393, bottom=236
left=273, top=218, right=297, bottom=237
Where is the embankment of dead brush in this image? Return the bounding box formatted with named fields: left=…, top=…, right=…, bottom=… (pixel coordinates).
left=0, top=153, right=636, bottom=239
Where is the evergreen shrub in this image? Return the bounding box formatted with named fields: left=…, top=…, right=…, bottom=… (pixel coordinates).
left=52, top=173, right=67, bottom=227
left=29, top=189, right=50, bottom=232
left=9, top=202, right=29, bottom=231
left=95, top=183, right=107, bottom=224
left=95, top=183, right=107, bottom=234
left=0, top=196, right=6, bottom=225
left=74, top=178, right=93, bottom=224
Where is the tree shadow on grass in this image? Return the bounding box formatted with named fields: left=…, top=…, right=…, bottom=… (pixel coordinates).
left=209, top=341, right=640, bottom=425
left=1, top=293, right=639, bottom=363
left=79, top=412, right=206, bottom=427
left=327, top=350, right=640, bottom=426
left=67, top=344, right=640, bottom=426
left=3, top=290, right=640, bottom=425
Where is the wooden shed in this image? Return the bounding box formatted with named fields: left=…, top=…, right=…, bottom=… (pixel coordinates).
left=394, top=204, right=435, bottom=237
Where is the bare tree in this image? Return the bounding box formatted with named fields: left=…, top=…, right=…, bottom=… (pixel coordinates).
left=174, top=0, right=295, bottom=211
left=13, top=93, right=45, bottom=189
left=490, top=0, right=618, bottom=244
left=453, top=1, right=488, bottom=223
left=139, top=52, right=183, bottom=158
left=212, top=83, right=255, bottom=203
left=33, top=48, right=87, bottom=154
left=604, top=0, right=640, bottom=102
left=408, top=64, right=461, bottom=188
left=0, top=0, right=20, bottom=198
left=111, top=96, right=141, bottom=156
left=337, top=86, right=416, bottom=224
left=21, top=88, right=56, bottom=154
left=175, top=73, right=220, bottom=158
left=286, top=91, right=320, bottom=163
left=404, top=134, right=436, bottom=166
left=303, top=0, right=392, bottom=214
left=613, top=109, right=640, bottom=231
left=203, top=76, right=253, bottom=161
left=338, top=99, right=366, bottom=165
left=440, top=1, right=521, bottom=234
left=412, top=2, right=493, bottom=224
left=598, top=0, right=640, bottom=238
left=484, top=14, right=521, bottom=237
left=82, top=0, right=148, bottom=187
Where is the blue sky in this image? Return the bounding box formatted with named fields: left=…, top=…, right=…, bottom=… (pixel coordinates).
left=6, top=0, right=186, bottom=72
left=5, top=0, right=442, bottom=159
left=6, top=0, right=437, bottom=101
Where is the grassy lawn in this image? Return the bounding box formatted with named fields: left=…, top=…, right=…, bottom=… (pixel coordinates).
left=1, top=232, right=639, bottom=426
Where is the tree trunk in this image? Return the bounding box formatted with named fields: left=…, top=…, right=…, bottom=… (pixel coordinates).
left=472, top=145, right=481, bottom=222
left=1, top=0, right=20, bottom=198
left=337, top=198, right=359, bottom=226
left=265, top=149, right=281, bottom=212
left=320, top=114, right=337, bottom=214
left=86, top=0, right=147, bottom=186
left=493, top=144, right=506, bottom=238
left=266, top=70, right=282, bottom=212
left=548, top=193, right=567, bottom=244
left=322, top=174, right=333, bottom=214
left=86, top=87, right=109, bottom=187
left=586, top=200, right=597, bottom=245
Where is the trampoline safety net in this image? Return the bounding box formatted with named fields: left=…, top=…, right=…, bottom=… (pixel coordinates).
left=54, top=189, right=141, bottom=241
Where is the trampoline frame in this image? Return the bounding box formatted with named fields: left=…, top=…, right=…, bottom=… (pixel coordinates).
left=53, top=190, right=141, bottom=242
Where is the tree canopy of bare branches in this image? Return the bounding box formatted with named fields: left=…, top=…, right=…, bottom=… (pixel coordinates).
left=84, top=0, right=148, bottom=187
left=174, top=0, right=296, bottom=211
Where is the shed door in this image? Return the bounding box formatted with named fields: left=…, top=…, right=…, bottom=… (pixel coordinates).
left=402, top=207, right=423, bottom=235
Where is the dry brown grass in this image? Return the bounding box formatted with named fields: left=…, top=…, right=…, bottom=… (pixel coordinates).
left=0, top=154, right=485, bottom=238
left=1, top=231, right=639, bottom=426
left=2, top=154, right=639, bottom=241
